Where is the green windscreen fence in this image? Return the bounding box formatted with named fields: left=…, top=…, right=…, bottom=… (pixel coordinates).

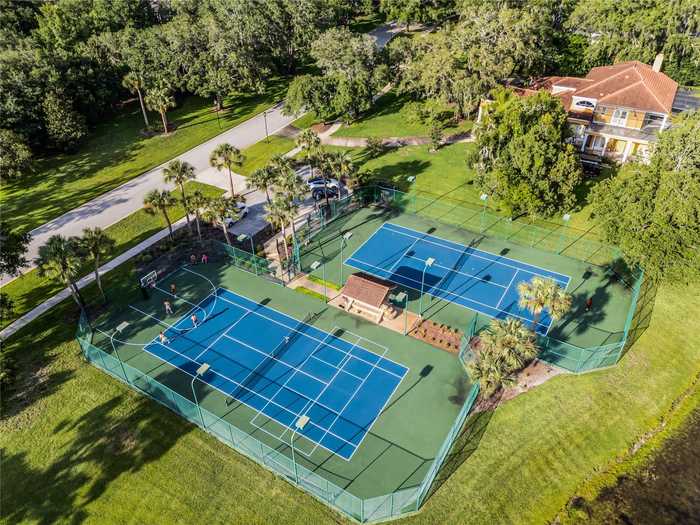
left=459, top=268, right=644, bottom=374
left=375, top=186, right=623, bottom=267
left=76, top=314, right=480, bottom=523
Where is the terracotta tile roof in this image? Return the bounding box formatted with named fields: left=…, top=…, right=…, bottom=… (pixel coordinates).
left=523, top=60, right=678, bottom=115
left=341, top=273, right=394, bottom=308
left=577, top=61, right=677, bottom=113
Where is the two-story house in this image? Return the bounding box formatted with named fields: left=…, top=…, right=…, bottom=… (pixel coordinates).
left=480, top=57, right=680, bottom=166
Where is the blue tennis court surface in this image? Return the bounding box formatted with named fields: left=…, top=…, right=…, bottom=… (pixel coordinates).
left=346, top=223, right=571, bottom=335
left=137, top=285, right=408, bottom=460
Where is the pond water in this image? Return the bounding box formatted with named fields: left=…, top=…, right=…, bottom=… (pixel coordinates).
left=581, top=407, right=700, bottom=524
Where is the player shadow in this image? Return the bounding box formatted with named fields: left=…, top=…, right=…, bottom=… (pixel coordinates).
left=2, top=392, right=191, bottom=525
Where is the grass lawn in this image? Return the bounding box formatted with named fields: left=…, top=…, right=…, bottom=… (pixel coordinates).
left=1, top=78, right=288, bottom=236
left=319, top=142, right=603, bottom=234
left=237, top=135, right=297, bottom=176
left=333, top=91, right=473, bottom=139
left=348, top=12, right=386, bottom=34
left=290, top=112, right=322, bottom=130
left=1, top=224, right=698, bottom=523
left=0, top=181, right=223, bottom=331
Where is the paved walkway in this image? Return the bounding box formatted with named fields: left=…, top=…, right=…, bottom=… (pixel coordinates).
left=322, top=130, right=474, bottom=148
left=0, top=218, right=188, bottom=340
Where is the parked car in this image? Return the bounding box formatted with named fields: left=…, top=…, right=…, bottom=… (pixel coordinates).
left=311, top=186, right=339, bottom=201
left=223, top=202, right=248, bottom=228
left=306, top=177, right=340, bottom=191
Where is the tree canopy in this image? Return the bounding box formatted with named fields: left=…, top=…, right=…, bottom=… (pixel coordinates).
left=284, top=27, right=387, bottom=122
left=591, top=111, right=700, bottom=284
left=568, top=0, right=700, bottom=85
left=469, top=87, right=583, bottom=218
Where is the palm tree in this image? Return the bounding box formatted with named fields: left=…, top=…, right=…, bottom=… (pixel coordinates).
left=467, top=350, right=516, bottom=398
left=163, top=160, right=196, bottom=230
left=275, top=169, right=307, bottom=202
left=209, top=143, right=245, bottom=197
left=144, top=84, right=176, bottom=134
left=296, top=128, right=321, bottom=154
left=517, top=277, right=572, bottom=330
left=143, top=189, right=177, bottom=241
left=479, top=318, right=538, bottom=371
left=249, top=166, right=277, bottom=204
left=187, top=190, right=210, bottom=241
left=328, top=151, right=355, bottom=186
left=265, top=198, right=291, bottom=261
left=79, top=227, right=115, bottom=301
left=35, top=235, right=85, bottom=312
left=202, top=196, right=239, bottom=245
left=122, top=72, right=149, bottom=129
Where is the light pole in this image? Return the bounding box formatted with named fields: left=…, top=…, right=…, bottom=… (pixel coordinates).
left=339, top=231, right=353, bottom=285
left=111, top=321, right=130, bottom=380
left=263, top=110, right=270, bottom=143
left=291, top=415, right=309, bottom=485
left=190, top=363, right=210, bottom=430
left=479, top=193, right=489, bottom=233
left=238, top=233, right=258, bottom=275
left=419, top=257, right=435, bottom=317
left=559, top=213, right=571, bottom=254
left=395, top=292, right=408, bottom=335
left=310, top=260, right=326, bottom=302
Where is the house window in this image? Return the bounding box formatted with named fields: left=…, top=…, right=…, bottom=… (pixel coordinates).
left=611, top=109, right=628, bottom=127
left=642, top=113, right=665, bottom=131
left=587, top=135, right=606, bottom=152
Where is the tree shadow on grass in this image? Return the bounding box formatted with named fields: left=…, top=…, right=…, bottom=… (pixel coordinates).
left=1, top=309, right=79, bottom=421
left=366, top=160, right=431, bottom=188
left=2, top=392, right=191, bottom=525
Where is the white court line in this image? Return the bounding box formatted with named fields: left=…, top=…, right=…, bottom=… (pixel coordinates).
left=386, top=236, right=421, bottom=275
left=250, top=331, right=334, bottom=443
left=224, top=332, right=365, bottom=384
left=153, top=285, right=211, bottom=322
left=384, top=222, right=571, bottom=284
left=345, top=256, right=552, bottom=332
left=215, top=288, right=406, bottom=374
left=216, top=292, right=405, bottom=379
left=141, top=336, right=360, bottom=459
left=404, top=254, right=508, bottom=289
left=496, top=270, right=519, bottom=310
left=194, top=305, right=253, bottom=361
left=307, top=334, right=384, bottom=456
left=309, top=354, right=364, bottom=381
left=224, top=333, right=329, bottom=388
left=285, top=333, right=360, bottom=449
left=224, top=332, right=364, bottom=425
left=129, top=304, right=191, bottom=335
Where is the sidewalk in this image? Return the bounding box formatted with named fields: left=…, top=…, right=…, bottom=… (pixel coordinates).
left=0, top=218, right=188, bottom=340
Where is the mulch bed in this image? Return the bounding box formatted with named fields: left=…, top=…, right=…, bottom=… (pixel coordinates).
left=410, top=319, right=463, bottom=354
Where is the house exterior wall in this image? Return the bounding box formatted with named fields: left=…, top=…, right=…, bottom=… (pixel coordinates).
left=592, top=105, right=648, bottom=129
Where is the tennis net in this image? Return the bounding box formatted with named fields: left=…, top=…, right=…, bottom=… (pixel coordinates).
left=233, top=312, right=317, bottom=399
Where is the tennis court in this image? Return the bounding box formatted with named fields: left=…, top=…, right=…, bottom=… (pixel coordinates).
left=346, top=223, right=571, bottom=335
left=130, top=270, right=409, bottom=461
